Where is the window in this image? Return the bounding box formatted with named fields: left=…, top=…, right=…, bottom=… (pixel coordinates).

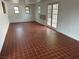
left=14, top=7, right=19, bottom=13
left=52, top=4, right=59, bottom=28
left=47, top=5, right=52, bottom=26
left=47, top=3, right=59, bottom=28
left=25, top=6, right=30, bottom=14
left=38, top=6, right=40, bottom=14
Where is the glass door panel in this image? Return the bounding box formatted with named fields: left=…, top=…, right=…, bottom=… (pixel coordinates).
left=47, top=5, right=52, bottom=26
left=52, top=4, right=58, bottom=28
left=47, top=3, right=59, bottom=28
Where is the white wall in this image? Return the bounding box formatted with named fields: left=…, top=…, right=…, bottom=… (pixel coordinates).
left=7, top=1, right=35, bottom=23
left=35, top=0, right=79, bottom=41
left=0, top=0, right=9, bottom=52
left=57, top=0, right=79, bottom=41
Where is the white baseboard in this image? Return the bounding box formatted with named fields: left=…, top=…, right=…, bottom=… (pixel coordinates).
left=56, top=29, right=79, bottom=41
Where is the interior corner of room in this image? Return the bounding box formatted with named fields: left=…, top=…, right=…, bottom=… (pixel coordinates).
left=0, top=0, right=79, bottom=55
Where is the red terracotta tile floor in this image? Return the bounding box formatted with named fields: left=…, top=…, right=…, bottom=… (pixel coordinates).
left=0, top=22, right=79, bottom=59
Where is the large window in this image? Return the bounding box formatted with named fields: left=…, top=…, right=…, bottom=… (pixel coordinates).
left=14, top=7, right=19, bottom=14
left=38, top=6, right=40, bottom=14
left=25, top=6, right=30, bottom=14
left=47, top=3, right=59, bottom=28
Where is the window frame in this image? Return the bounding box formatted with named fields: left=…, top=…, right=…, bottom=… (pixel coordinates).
left=25, top=6, right=30, bottom=14
left=47, top=2, right=59, bottom=28
left=38, top=6, right=41, bottom=14
left=47, top=4, right=52, bottom=26
left=52, top=3, right=59, bottom=28
left=13, top=6, right=19, bottom=14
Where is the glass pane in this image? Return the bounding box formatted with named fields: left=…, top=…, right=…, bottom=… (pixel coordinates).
left=26, top=11, right=30, bottom=13
left=52, top=19, right=57, bottom=24
left=52, top=23, right=57, bottom=28
left=52, top=3, right=58, bottom=28
left=38, top=10, right=40, bottom=14
left=52, top=15, right=57, bottom=19
left=53, top=10, right=58, bottom=15
left=48, top=9, right=52, bottom=13
left=48, top=5, right=52, bottom=14
left=47, top=18, right=51, bottom=26
left=38, top=6, right=40, bottom=14
left=26, top=7, right=29, bottom=10
left=15, top=11, right=19, bottom=13
left=47, top=5, right=52, bottom=26
left=14, top=7, right=18, bottom=10
left=48, top=13, right=51, bottom=18
left=38, top=6, right=40, bottom=9
left=53, top=4, right=58, bottom=9
left=14, top=7, right=19, bottom=13
left=25, top=7, right=30, bottom=13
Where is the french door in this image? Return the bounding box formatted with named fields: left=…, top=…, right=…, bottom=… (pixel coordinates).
left=47, top=3, right=59, bottom=28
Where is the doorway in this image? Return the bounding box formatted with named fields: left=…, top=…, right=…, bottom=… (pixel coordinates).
left=47, top=3, right=59, bottom=28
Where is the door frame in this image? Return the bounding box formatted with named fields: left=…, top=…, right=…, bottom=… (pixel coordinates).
left=47, top=2, right=59, bottom=28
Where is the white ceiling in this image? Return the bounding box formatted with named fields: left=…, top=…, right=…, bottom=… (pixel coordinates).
left=12, top=0, right=19, bottom=3
left=5, top=0, right=40, bottom=4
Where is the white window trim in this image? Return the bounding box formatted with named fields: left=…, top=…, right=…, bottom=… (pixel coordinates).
left=25, top=6, right=30, bottom=14
left=14, top=6, right=19, bottom=14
